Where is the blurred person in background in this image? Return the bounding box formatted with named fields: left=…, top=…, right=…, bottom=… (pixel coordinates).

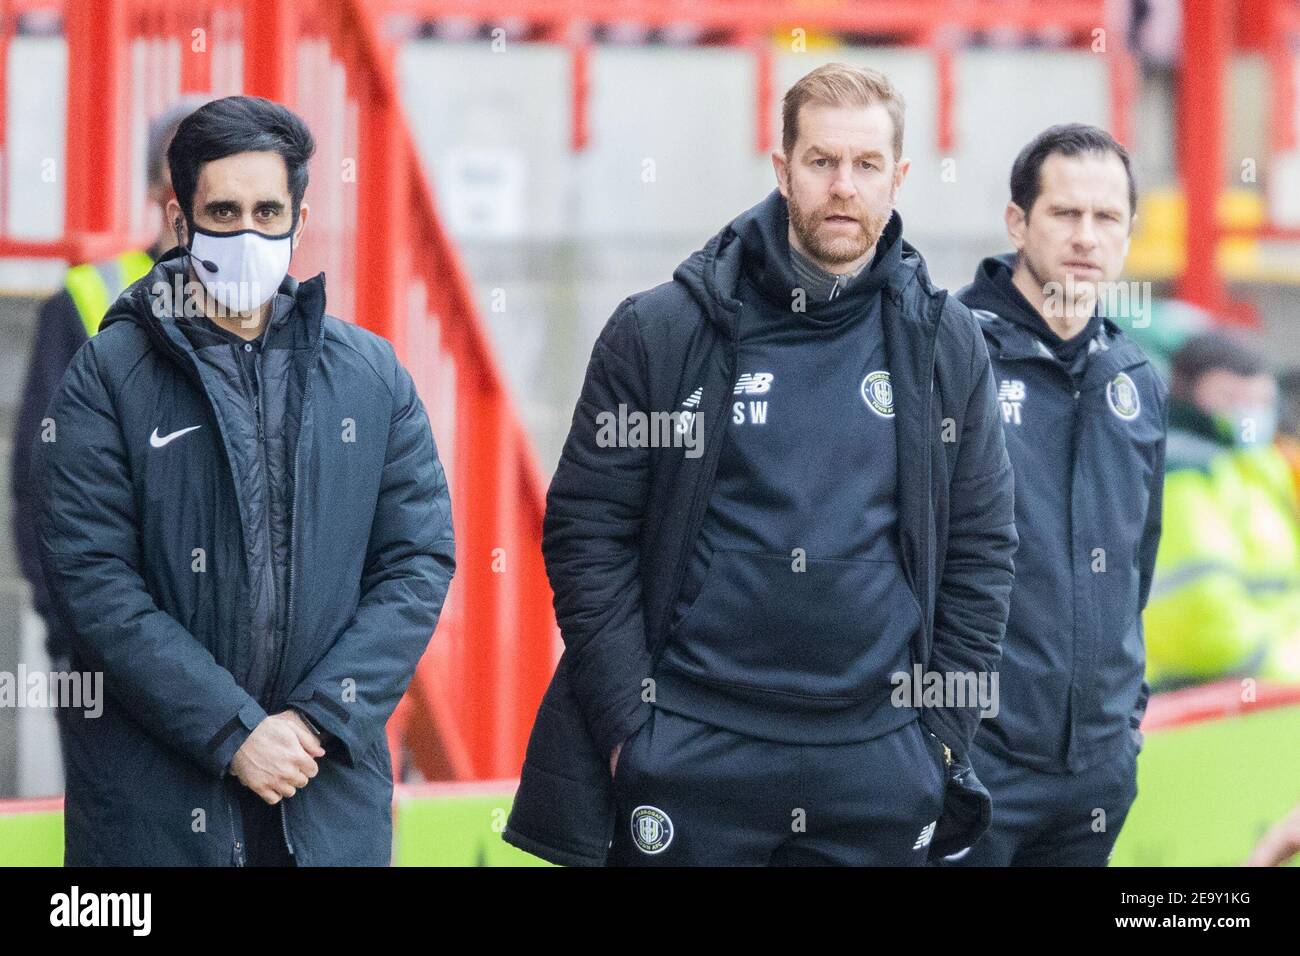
left=1248, top=798, right=1300, bottom=866
left=9, top=99, right=200, bottom=752
left=948, top=124, right=1168, bottom=866
left=1143, top=331, right=1300, bottom=688
left=34, top=96, right=455, bottom=865
left=1274, top=367, right=1300, bottom=500
left=505, top=62, right=1016, bottom=866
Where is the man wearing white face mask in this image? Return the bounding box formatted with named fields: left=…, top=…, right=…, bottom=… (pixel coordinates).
left=183, top=217, right=296, bottom=316
left=35, top=96, right=456, bottom=866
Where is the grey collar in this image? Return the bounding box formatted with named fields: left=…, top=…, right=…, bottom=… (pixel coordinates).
left=789, top=243, right=869, bottom=301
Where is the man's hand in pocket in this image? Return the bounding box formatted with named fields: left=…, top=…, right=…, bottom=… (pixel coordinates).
left=610, top=740, right=623, bottom=779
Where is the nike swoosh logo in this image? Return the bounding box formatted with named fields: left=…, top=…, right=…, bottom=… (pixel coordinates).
left=149, top=425, right=201, bottom=448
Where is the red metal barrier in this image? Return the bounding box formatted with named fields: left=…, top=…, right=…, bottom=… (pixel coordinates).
left=1177, top=0, right=1231, bottom=317
left=1143, top=680, right=1300, bottom=731
left=0, top=0, right=559, bottom=781
left=382, top=0, right=1126, bottom=157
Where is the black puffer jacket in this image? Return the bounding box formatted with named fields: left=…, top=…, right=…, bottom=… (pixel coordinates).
left=35, top=249, right=456, bottom=865
left=503, top=189, right=1018, bottom=866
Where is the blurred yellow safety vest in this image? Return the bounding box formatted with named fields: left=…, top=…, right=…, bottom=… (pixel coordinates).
left=1144, top=438, right=1300, bottom=688
left=64, top=249, right=154, bottom=338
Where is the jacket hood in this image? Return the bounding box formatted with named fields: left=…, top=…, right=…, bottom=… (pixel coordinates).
left=959, top=253, right=1031, bottom=322
left=100, top=245, right=327, bottom=371
left=670, top=188, right=927, bottom=338
left=961, top=252, right=1112, bottom=360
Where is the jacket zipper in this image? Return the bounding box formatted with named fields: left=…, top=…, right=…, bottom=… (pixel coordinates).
left=917, top=313, right=938, bottom=657
left=251, top=354, right=282, bottom=711
left=653, top=319, right=738, bottom=663
left=1066, top=375, right=1084, bottom=770
left=995, top=346, right=1101, bottom=772
left=252, top=349, right=299, bottom=859
left=270, top=357, right=318, bottom=706
left=249, top=351, right=280, bottom=701
left=237, top=343, right=296, bottom=858
left=156, top=324, right=255, bottom=866
left=225, top=785, right=246, bottom=867
left=280, top=801, right=295, bottom=858
left=146, top=293, right=303, bottom=862
left=267, top=329, right=324, bottom=860
left=232, top=353, right=273, bottom=698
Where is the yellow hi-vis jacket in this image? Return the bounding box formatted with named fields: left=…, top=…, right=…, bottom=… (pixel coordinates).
left=1143, top=418, right=1300, bottom=688
left=63, top=249, right=154, bottom=337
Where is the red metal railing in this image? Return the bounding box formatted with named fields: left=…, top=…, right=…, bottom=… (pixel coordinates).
left=0, top=0, right=559, bottom=781
left=1142, top=680, right=1300, bottom=730
left=383, top=0, right=1133, bottom=155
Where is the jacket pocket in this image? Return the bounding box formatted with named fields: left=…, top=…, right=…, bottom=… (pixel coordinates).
left=669, top=548, right=920, bottom=704
left=916, top=721, right=950, bottom=796
left=611, top=707, right=654, bottom=792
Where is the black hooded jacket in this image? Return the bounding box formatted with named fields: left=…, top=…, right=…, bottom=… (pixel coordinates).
left=34, top=250, right=456, bottom=864
left=503, top=189, right=1017, bottom=865
left=654, top=204, right=924, bottom=744
left=958, top=253, right=1166, bottom=773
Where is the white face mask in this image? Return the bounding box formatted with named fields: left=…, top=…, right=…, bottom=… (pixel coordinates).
left=187, top=223, right=294, bottom=314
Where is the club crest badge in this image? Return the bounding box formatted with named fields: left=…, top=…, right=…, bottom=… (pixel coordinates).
left=1106, top=372, right=1141, bottom=421
left=861, top=370, right=895, bottom=419
left=630, top=805, right=673, bottom=854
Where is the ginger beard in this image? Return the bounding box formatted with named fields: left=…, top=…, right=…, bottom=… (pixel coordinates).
left=784, top=171, right=896, bottom=267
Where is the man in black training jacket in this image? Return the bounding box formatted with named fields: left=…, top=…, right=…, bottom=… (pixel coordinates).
left=504, top=63, right=1017, bottom=866
left=947, top=124, right=1167, bottom=866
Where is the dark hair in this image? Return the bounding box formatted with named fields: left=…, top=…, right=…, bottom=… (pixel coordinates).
left=167, top=95, right=316, bottom=226
left=1170, top=331, right=1268, bottom=399
left=1009, top=123, right=1137, bottom=219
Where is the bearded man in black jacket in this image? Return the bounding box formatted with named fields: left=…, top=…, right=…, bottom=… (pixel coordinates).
left=504, top=62, right=1017, bottom=867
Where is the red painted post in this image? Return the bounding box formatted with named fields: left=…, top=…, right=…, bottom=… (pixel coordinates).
left=181, top=8, right=213, bottom=94
left=0, top=0, right=10, bottom=235
left=536, top=18, right=589, bottom=151
left=491, top=442, right=521, bottom=773
left=1176, top=0, right=1229, bottom=315
left=355, top=89, right=407, bottom=349
left=242, top=0, right=297, bottom=104
left=935, top=42, right=954, bottom=155
left=1268, top=0, right=1296, bottom=155
left=65, top=0, right=127, bottom=239
left=571, top=35, right=590, bottom=151
left=459, top=380, right=504, bottom=776
left=1105, top=24, right=1136, bottom=149
left=752, top=32, right=773, bottom=155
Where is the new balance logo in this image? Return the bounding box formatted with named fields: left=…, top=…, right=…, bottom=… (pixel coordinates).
left=733, top=372, right=773, bottom=396
left=997, top=379, right=1025, bottom=425
left=677, top=386, right=703, bottom=435
left=732, top=372, right=771, bottom=426
left=913, top=821, right=937, bottom=851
